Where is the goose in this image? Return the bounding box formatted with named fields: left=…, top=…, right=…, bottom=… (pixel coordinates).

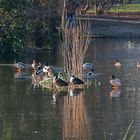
left=110, top=75, right=121, bottom=89
left=115, top=60, right=121, bottom=67
left=70, top=75, right=84, bottom=85
left=87, top=69, right=95, bottom=77
left=82, top=63, right=94, bottom=73
left=137, top=62, right=140, bottom=68
left=53, top=75, right=69, bottom=88
left=14, top=62, right=28, bottom=71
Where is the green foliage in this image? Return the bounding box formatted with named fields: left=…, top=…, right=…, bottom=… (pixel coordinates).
left=0, top=0, right=27, bottom=11
left=0, top=0, right=27, bottom=59
left=0, top=0, right=62, bottom=59
left=110, top=4, right=140, bottom=12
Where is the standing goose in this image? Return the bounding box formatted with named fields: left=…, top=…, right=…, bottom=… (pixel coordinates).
left=70, top=75, right=84, bottom=85
left=14, top=62, right=28, bottom=71
left=53, top=75, right=69, bottom=88
left=82, top=63, right=94, bottom=73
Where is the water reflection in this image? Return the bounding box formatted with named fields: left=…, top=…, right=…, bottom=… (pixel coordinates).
left=1, top=38, right=140, bottom=139
left=61, top=89, right=91, bottom=140
left=52, top=90, right=68, bottom=104
left=69, top=88, right=83, bottom=97
left=110, top=89, right=121, bottom=98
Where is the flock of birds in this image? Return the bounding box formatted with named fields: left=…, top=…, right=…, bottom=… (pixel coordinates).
left=14, top=59, right=140, bottom=92
left=14, top=60, right=92, bottom=90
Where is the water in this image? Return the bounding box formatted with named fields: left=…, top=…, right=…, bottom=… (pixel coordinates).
left=0, top=38, right=140, bottom=140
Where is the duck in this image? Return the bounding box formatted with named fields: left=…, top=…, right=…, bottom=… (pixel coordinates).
left=43, top=65, right=56, bottom=77
left=110, top=75, right=121, bottom=89
left=53, top=75, right=69, bottom=88
left=115, top=60, right=121, bottom=67
left=14, top=61, right=28, bottom=71
left=87, top=69, right=95, bottom=77
left=35, top=62, right=43, bottom=76
left=31, top=60, right=37, bottom=70
left=137, top=62, right=140, bottom=68
left=43, top=66, right=50, bottom=73
left=82, top=63, right=94, bottom=73
left=70, top=75, right=84, bottom=85
left=83, top=68, right=95, bottom=81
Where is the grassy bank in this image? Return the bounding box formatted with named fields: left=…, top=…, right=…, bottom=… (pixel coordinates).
left=110, top=4, right=140, bottom=13
left=86, top=4, right=140, bottom=15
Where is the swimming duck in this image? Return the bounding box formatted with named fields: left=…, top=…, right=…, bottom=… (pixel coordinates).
left=14, top=62, right=28, bottom=71
left=53, top=75, right=69, bottom=88
left=110, top=75, right=121, bottom=89
left=137, top=62, right=140, bottom=68
left=70, top=75, right=84, bottom=85
left=115, top=60, right=121, bottom=67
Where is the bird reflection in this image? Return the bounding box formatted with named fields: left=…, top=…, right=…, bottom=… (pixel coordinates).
left=52, top=90, right=68, bottom=104
left=110, top=89, right=121, bottom=98
left=14, top=71, right=30, bottom=79
left=127, top=41, right=134, bottom=49
left=69, top=88, right=83, bottom=97
left=31, top=73, right=40, bottom=89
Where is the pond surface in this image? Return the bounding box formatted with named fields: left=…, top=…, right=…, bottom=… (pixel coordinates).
left=0, top=38, right=140, bottom=140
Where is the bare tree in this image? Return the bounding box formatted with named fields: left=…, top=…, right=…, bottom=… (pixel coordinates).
left=62, top=20, right=91, bottom=79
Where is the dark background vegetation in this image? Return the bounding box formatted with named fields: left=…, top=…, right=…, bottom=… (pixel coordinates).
left=0, top=0, right=137, bottom=60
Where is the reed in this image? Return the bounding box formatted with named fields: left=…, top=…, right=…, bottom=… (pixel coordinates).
left=61, top=19, right=91, bottom=79
left=123, top=119, right=135, bottom=140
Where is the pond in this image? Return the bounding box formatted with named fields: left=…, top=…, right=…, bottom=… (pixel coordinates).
left=0, top=38, right=140, bottom=140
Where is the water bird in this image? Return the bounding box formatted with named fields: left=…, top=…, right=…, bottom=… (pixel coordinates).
left=82, top=63, right=94, bottom=73
left=35, top=63, right=43, bottom=76
left=137, top=62, right=140, bottom=68
left=31, top=60, right=37, bottom=70
left=110, top=75, right=121, bottom=89
left=43, top=65, right=56, bottom=77
left=53, top=75, right=69, bottom=88
left=83, top=69, right=95, bottom=81
left=87, top=69, right=95, bottom=77
left=70, top=75, right=84, bottom=85
left=14, top=61, right=28, bottom=71
left=43, top=66, right=50, bottom=73
left=115, top=60, right=121, bottom=67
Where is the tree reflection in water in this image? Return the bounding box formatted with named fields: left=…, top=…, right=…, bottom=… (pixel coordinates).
left=57, top=88, right=92, bottom=140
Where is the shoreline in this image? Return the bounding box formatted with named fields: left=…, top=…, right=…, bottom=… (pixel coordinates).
left=77, top=14, right=140, bottom=38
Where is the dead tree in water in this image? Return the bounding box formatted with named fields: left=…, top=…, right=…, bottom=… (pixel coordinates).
left=62, top=19, right=91, bottom=79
